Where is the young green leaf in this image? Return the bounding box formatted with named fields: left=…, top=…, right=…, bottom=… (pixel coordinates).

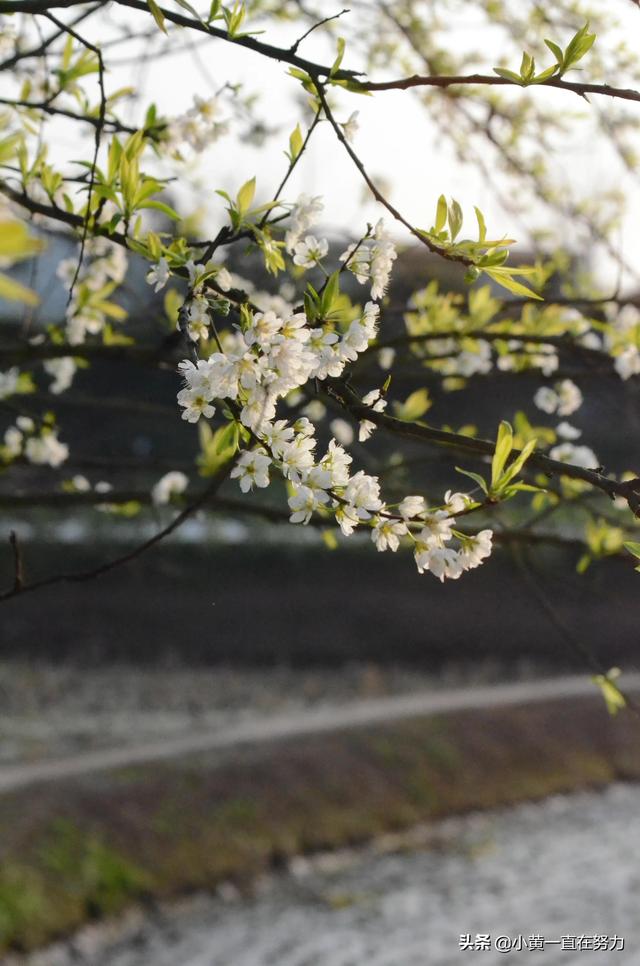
left=146, top=0, right=167, bottom=33
left=236, top=176, right=256, bottom=215
left=392, top=388, right=432, bottom=421
left=491, top=420, right=513, bottom=488
left=288, top=123, right=303, bottom=161
left=435, top=194, right=447, bottom=233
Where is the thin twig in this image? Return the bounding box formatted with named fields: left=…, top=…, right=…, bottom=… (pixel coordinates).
left=0, top=464, right=235, bottom=604
left=44, top=12, right=107, bottom=306
left=290, top=8, right=350, bottom=55
left=8, top=531, right=24, bottom=592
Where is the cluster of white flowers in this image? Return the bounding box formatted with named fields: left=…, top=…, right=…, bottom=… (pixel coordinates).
left=43, top=357, right=76, bottom=395
left=164, top=95, right=230, bottom=155
left=613, top=345, right=640, bottom=381
left=398, top=491, right=493, bottom=581
left=548, top=441, right=598, bottom=469
left=496, top=340, right=559, bottom=376
left=284, top=194, right=324, bottom=254
left=534, top=379, right=583, bottom=417
left=439, top=340, right=493, bottom=378
left=58, top=238, right=128, bottom=345
left=63, top=475, right=112, bottom=496
left=177, top=300, right=380, bottom=427
left=173, top=206, right=493, bottom=581
left=175, top=307, right=493, bottom=579
left=340, top=219, right=397, bottom=301
left=359, top=388, right=386, bottom=441
left=601, top=304, right=640, bottom=379
left=146, top=256, right=233, bottom=343
left=3, top=416, right=68, bottom=467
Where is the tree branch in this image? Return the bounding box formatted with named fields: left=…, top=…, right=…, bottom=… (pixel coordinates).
left=0, top=463, right=234, bottom=603
left=325, top=378, right=640, bottom=512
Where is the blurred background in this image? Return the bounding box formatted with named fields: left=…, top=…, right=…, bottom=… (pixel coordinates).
left=2, top=2, right=640, bottom=963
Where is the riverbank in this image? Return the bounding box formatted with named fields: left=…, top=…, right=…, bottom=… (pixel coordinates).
left=11, top=782, right=640, bottom=966
left=1, top=688, right=639, bottom=955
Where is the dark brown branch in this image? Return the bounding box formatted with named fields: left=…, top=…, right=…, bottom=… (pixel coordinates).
left=0, top=464, right=234, bottom=603
left=325, top=378, right=640, bottom=512
left=1, top=0, right=362, bottom=80
left=360, top=71, right=640, bottom=106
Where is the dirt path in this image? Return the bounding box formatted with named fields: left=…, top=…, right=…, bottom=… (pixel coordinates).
left=2, top=673, right=638, bottom=794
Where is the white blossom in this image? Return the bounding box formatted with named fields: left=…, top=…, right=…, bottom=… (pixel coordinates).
left=4, top=426, right=22, bottom=457
left=0, top=368, right=20, bottom=400
left=288, top=483, right=329, bottom=524
left=371, top=515, right=408, bottom=551
left=556, top=421, right=581, bottom=440
left=417, top=511, right=455, bottom=549
left=414, top=545, right=462, bottom=581
left=152, top=471, right=189, bottom=506
left=25, top=431, right=68, bottom=467
left=549, top=442, right=598, bottom=468
left=292, top=235, right=329, bottom=268
left=443, top=490, right=468, bottom=513
left=614, top=345, right=640, bottom=381
left=285, top=195, right=324, bottom=253
left=458, top=530, right=493, bottom=571
left=330, top=419, right=354, bottom=446
left=146, top=257, right=170, bottom=292
left=398, top=495, right=426, bottom=519
left=320, top=439, right=352, bottom=487
left=44, top=357, right=76, bottom=394
left=343, top=470, right=383, bottom=519
left=342, top=111, right=360, bottom=143
left=230, top=449, right=271, bottom=492
left=359, top=388, right=387, bottom=442
left=534, top=379, right=582, bottom=416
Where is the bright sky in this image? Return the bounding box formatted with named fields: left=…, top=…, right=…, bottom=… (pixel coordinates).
left=45, top=4, right=640, bottom=290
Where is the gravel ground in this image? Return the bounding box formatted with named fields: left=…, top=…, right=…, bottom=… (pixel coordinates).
left=0, top=659, right=542, bottom=764
left=11, top=782, right=640, bottom=966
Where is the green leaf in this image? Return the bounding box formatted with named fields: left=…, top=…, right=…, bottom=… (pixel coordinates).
left=0, top=221, right=44, bottom=260
left=198, top=420, right=239, bottom=476
left=456, top=466, right=489, bottom=495
left=493, top=67, right=524, bottom=85
left=544, top=38, right=564, bottom=64
left=319, top=271, right=340, bottom=316
left=533, top=64, right=559, bottom=83
left=136, top=200, right=179, bottom=220
left=288, top=123, right=303, bottom=161
left=236, top=176, right=256, bottom=215
left=393, top=388, right=432, bottom=421
left=447, top=199, right=463, bottom=241
left=491, top=420, right=513, bottom=488
left=519, top=51, right=535, bottom=82
left=330, top=37, right=346, bottom=77
left=563, top=23, right=596, bottom=72
left=174, top=0, right=201, bottom=18
left=474, top=206, right=486, bottom=243
left=483, top=268, right=543, bottom=300
left=146, top=0, right=167, bottom=33
left=592, top=668, right=626, bottom=716
left=624, top=540, right=640, bottom=559
left=322, top=528, right=339, bottom=550
left=434, top=194, right=447, bottom=233
left=0, top=272, right=39, bottom=305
